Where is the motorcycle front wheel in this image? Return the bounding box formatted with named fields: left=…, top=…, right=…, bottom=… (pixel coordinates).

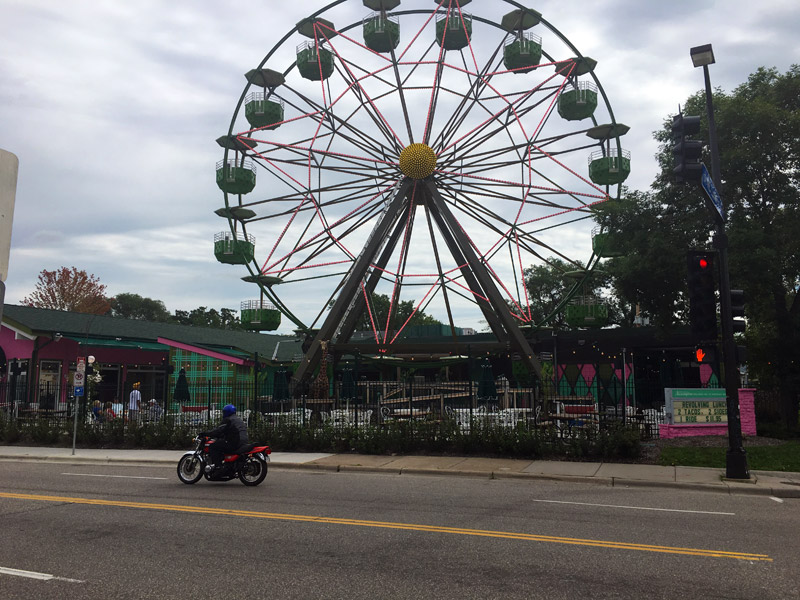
left=177, top=454, right=204, bottom=484
left=239, top=455, right=268, bottom=486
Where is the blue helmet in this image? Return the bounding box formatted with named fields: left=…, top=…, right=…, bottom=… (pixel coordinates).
left=222, top=404, right=236, bottom=418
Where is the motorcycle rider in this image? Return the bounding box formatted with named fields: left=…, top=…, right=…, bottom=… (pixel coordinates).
left=200, top=404, right=249, bottom=474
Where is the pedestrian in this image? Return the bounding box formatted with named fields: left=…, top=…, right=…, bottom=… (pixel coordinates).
left=91, top=400, right=104, bottom=423
left=104, top=401, right=116, bottom=421
left=147, top=399, right=163, bottom=422
left=129, top=382, right=141, bottom=422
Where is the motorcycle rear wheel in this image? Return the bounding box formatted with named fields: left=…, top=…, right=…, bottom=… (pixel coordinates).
left=177, top=454, right=204, bottom=484
left=239, top=455, right=268, bottom=486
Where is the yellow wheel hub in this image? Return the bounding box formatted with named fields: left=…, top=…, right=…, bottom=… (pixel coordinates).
left=399, top=143, right=437, bottom=179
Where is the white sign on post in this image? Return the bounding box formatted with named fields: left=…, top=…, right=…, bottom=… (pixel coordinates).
left=77, top=357, right=86, bottom=373
left=73, top=371, right=85, bottom=387
left=0, top=149, right=18, bottom=284
left=701, top=164, right=724, bottom=222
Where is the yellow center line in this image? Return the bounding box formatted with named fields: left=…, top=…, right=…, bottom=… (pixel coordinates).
left=0, top=492, right=771, bottom=561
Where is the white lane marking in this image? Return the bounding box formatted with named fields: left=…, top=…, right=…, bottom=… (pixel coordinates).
left=62, top=473, right=167, bottom=480
left=530, top=498, right=735, bottom=516
left=770, top=496, right=784, bottom=503
left=0, top=566, right=84, bottom=583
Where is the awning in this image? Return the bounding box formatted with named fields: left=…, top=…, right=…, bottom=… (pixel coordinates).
left=64, top=336, right=168, bottom=351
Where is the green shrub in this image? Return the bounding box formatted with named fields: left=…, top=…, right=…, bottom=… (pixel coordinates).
left=595, top=423, right=642, bottom=459
left=0, top=412, right=644, bottom=460
left=29, top=419, right=63, bottom=444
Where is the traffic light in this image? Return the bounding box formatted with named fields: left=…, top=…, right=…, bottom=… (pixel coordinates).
left=687, top=251, right=717, bottom=340
left=730, top=289, right=746, bottom=333
left=672, top=113, right=703, bottom=183
left=694, top=345, right=717, bottom=363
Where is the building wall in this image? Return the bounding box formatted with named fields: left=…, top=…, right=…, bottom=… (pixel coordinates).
left=1, top=324, right=168, bottom=408
left=168, top=348, right=253, bottom=410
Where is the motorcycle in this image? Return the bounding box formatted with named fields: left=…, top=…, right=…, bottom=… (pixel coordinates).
left=177, top=435, right=271, bottom=486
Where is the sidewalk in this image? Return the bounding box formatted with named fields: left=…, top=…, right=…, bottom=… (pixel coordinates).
left=1, top=445, right=798, bottom=498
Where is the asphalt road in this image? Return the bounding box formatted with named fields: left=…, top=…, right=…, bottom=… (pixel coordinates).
left=0, top=461, right=797, bottom=599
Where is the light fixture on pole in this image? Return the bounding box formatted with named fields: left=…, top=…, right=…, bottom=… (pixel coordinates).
left=690, top=44, right=715, bottom=68
left=690, top=43, right=749, bottom=480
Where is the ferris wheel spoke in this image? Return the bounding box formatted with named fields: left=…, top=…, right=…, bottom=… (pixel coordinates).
left=437, top=68, right=553, bottom=158
left=326, top=48, right=407, bottom=152
left=244, top=180, right=386, bottom=221
left=445, top=192, right=516, bottom=244
left=273, top=195, right=398, bottom=276
left=275, top=196, right=381, bottom=273
left=421, top=3, right=466, bottom=146
left=431, top=36, right=508, bottom=153
left=445, top=127, right=580, bottom=174
left=279, top=85, right=397, bottom=161
left=243, top=157, right=399, bottom=223
left=263, top=181, right=399, bottom=275
left=439, top=70, right=570, bottom=171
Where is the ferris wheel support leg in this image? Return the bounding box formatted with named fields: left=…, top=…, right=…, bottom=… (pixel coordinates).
left=426, top=199, right=508, bottom=337
left=293, top=178, right=414, bottom=386
left=424, top=181, right=543, bottom=380
left=335, top=204, right=412, bottom=345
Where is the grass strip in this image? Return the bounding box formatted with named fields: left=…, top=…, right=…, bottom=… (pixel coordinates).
left=658, top=441, right=800, bottom=472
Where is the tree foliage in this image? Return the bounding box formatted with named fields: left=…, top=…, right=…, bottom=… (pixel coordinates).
left=22, top=267, right=110, bottom=314
left=172, top=306, right=242, bottom=330
left=22, top=271, right=243, bottom=330
left=110, top=293, right=171, bottom=322
left=354, top=293, right=442, bottom=332
left=596, top=65, right=800, bottom=429
left=523, top=258, right=626, bottom=329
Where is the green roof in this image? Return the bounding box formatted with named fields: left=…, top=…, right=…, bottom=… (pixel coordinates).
left=2, top=304, right=299, bottom=363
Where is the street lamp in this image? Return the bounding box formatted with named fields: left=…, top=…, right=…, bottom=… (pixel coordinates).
left=690, top=43, right=750, bottom=480
left=690, top=44, right=715, bottom=68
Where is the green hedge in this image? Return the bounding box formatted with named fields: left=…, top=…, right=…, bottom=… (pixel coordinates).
left=0, top=413, right=642, bottom=460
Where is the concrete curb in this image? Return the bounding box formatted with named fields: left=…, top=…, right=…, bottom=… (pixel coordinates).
left=494, top=471, right=614, bottom=486
left=2, top=452, right=799, bottom=497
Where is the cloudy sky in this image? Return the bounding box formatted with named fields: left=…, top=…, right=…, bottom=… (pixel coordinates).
left=2, top=0, right=798, bottom=334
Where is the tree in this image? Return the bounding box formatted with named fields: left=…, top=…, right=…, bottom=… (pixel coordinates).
left=172, top=306, right=243, bottom=330
left=352, top=293, right=442, bottom=333
left=22, top=267, right=110, bottom=314
left=523, top=258, right=624, bottom=329
left=597, top=66, right=800, bottom=430
left=594, top=187, right=710, bottom=331
left=110, top=293, right=171, bottom=322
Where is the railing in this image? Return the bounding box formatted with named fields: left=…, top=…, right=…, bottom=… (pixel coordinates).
left=0, top=379, right=663, bottom=440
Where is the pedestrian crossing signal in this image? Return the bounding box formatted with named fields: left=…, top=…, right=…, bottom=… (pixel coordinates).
left=695, top=346, right=717, bottom=363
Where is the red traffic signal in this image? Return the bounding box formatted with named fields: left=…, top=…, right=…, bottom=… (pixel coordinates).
left=687, top=251, right=717, bottom=340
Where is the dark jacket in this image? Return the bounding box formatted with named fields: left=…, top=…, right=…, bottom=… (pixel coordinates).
left=207, top=414, right=248, bottom=450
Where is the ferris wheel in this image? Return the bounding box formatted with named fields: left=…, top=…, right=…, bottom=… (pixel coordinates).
left=214, top=0, right=630, bottom=380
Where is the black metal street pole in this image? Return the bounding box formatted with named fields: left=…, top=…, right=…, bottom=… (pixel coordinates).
left=698, top=56, right=749, bottom=479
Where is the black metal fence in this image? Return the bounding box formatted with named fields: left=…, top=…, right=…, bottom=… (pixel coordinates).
left=0, top=378, right=665, bottom=441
